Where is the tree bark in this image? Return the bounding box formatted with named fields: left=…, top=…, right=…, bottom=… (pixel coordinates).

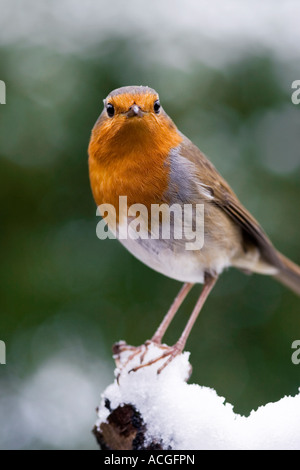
left=93, top=402, right=166, bottom=450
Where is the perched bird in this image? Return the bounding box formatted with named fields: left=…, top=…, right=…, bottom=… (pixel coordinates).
left=88, top=85, right=300, bottom=372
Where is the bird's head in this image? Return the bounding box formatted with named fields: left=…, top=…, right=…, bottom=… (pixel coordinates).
left=88, top=86, right=181, bottom=163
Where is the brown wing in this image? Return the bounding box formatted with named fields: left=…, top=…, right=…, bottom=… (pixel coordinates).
left=178, top=136, right=283, bottom=269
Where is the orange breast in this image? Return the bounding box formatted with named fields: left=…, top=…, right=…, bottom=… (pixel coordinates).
left=88, top=111, right=183, bottom=221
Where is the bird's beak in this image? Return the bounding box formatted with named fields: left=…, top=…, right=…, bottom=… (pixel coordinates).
left=126, top=105, right=144, bottom=118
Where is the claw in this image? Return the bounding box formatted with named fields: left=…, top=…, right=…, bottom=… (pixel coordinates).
left=113, top=340, right=186, bottom=376
left=138, top=340, right=169, bottom=364
left=157, top=345, right=182, bottom=374
left=130, top=343, right=183, bottom=374
left=113, top=341, right=137, bottom=355
left=113, top=341, right=145, bottom=369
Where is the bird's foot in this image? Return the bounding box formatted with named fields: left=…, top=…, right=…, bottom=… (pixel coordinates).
left=113, top=340, right=185, bottom=374
left=112, top=341, right=143, bottom=369
left=129, top=342, right=184, bottom=375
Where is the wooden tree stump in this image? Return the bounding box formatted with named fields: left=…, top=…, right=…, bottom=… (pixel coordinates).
left=93, top=402, right=166, bottom=450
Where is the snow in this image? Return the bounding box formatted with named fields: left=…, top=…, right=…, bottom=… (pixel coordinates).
left=96, top=342, right=300, bottom=450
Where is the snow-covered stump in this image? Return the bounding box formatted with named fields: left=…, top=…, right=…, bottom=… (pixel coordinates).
left=94, top=342, right=300, bottom=450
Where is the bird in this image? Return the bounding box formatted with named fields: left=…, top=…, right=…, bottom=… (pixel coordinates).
left=88, top=85, right=300, bottom=372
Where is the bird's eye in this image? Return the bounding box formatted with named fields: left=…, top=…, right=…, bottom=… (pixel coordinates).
left=106, top=103, right=115, bottom=118
left=154, top=100, right=161, bottom=114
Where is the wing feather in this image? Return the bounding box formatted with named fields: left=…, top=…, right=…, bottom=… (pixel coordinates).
left=177, top=137, right=283, bottom=269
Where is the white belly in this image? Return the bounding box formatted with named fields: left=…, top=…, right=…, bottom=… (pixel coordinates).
left=119, top=236, right=232, bottom=284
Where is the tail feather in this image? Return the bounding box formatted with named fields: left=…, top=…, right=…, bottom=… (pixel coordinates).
left=274, top=252, right=300, bottom=296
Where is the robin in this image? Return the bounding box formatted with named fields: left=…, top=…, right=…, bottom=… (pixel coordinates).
left=88, top=85, right=300, bottom=372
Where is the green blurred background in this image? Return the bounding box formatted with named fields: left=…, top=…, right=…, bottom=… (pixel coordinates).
left=0, top=0, right=299, bottom=449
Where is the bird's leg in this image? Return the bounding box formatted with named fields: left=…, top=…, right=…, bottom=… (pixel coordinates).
left=151, top=282, right=194, bottom=344
left=157, top=274, right=218, bottom=373
left=131, top=274, right=218, bottom=374
left=138, top=282, right=194, bottom=364
left=113, top=283, right=193, bottom=369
